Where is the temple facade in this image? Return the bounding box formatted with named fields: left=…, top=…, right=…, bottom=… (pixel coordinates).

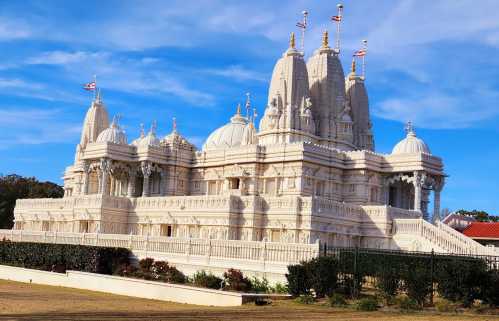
left=13, top=31, right=447, bottom=250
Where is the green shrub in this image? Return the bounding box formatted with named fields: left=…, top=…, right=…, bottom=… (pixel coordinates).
left=436, top=258, right=488, bottom=307
left=376, top=267, right=400, bottom=301
left=192, top=270, right=222, bottom=289
left=307, top=256, right=339, bottom=298
left=0, top=240, right=130, bottom=274
left=286, top=263, right=311, bottom=296
left=223, top=268, right=252, bottom=292
left=134, top=258, right=186, bottom=284
left=396, top=295, right=421, bottom=311
left=402, top=262, right=432, bottom=307
left=250, top=276, right=270, bottom=293
left=483, top=269, right=499, bottom=307
left=286, top=256, right=338, bottom=298
left=328, top=293, right=347, bottom=307
left=295, top=294, right=315, bottom=304
left=270, top=282, right=288, bottom=294
left=355, top=297, right=378, bottom=311
left=434, top=299, right=458, bottom=313
left=139, top=257, right=154, bottom=272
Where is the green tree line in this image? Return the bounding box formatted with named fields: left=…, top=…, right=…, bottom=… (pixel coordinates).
left=0, top=174, right=64, bottom=229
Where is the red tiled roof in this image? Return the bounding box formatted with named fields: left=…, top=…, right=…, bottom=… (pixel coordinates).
left=462, top=222, right=499, bottom=239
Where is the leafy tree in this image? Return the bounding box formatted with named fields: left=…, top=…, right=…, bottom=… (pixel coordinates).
left=455, top=209, right=498, bottom=222
left=0, top=174, right=64, bottom=229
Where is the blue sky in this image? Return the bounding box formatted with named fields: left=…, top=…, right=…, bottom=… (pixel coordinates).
left=0, top=0, right=498, bottom=213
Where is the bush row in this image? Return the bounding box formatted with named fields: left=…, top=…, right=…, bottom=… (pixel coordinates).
left=286, top=254, right=499, bottom=308
left=118, top=258, right=288, bottom=294
left=0, top=239, right=130, bottom=274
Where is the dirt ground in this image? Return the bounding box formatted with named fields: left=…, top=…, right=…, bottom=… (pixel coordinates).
left=0, top=280, right=498, bottom=321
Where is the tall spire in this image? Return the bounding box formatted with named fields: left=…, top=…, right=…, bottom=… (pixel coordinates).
left=290, top=32, right=296, bottom=49
left=245, top=92, right=251, bottom=120
left=322, top=30, right=329, bottom=48
left=172, top=117, right=177, bottom=133
left=351, top=58, right=356, bottom=74
left=139, top=123, right=145, bottom=138
left=150, top=120, right=157, bottom=135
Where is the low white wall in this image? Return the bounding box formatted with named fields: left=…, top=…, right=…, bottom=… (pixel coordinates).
left=0, top=265, right=243, bottom=306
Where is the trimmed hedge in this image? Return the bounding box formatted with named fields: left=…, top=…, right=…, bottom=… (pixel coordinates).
left=0, top=239, right=130, bottom=274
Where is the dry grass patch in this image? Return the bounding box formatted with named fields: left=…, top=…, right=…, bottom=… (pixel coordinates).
left=0, top=280, right=498, bottom=321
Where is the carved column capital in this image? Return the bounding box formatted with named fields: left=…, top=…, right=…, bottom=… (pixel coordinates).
left=141, top=161, right=152, bottom=178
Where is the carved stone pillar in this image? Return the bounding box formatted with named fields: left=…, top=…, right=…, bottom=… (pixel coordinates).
left=82, top=162, right=90, bottom=195
left=422, top=189, right=430, bottom=221
left=100, top=158, right=111, bottom=196
left=413, top=171, right=423, bottom=212
left=141, top=161, right=152, bottom=197
left=159, top=168, right=167, bottom=196
left=127, top=169, right=136, bottom=197
left=433, top=177, right=445, bottom=223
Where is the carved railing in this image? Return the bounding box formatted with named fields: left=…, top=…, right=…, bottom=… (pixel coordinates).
left=393, top=218, right=498, bottom=256
left=0, top=229, right=320, bottom=265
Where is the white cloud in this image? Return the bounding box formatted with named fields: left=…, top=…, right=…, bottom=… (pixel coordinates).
left=0, top=17, right=31, bottom=41
left=0, top=108, right=81, bottom=149
left=203, top=65, right=267, bottom=82
left=373, top=89, right=499, bottom=129
left=27, top=51, right=110, bottom=65
left=0, top=78, right=43, bottom=90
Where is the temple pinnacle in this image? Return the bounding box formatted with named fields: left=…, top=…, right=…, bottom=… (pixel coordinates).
left=322, top=30, right=329, bottom=48
left=290, top=32, right=296, bottom=49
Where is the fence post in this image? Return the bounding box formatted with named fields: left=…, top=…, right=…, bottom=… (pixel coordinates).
left=323, top=241, right=327, bottom=256
left=353, top=246, right=359, bottom=299
left=430, top=249, right=435, bottom=305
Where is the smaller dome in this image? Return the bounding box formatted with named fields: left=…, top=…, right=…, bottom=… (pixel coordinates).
left=139, top=131, right=160, bottom=147
left=96, top=121, right=127, bottom=145
left=392, top=123, right=431, bottom=155
left=131, top=124, right=145, bottom=146
left=202, top=104, right=248, bottom=151
left=162, top=118, right=190, bottom=146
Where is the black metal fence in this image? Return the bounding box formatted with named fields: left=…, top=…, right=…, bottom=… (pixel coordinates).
left=320, top=245, right=499, bottom=300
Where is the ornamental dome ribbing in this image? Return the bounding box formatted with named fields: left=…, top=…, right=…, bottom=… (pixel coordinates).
left=392, top=124, right=430, bottom=155
left=96, top=121, right=127, bottom=145
left=202, top=105, right=248, bottom=151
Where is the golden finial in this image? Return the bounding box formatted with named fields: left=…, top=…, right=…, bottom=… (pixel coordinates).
left=322, top=30, right=329, bottom=48
left=236, top=103, right=241, bottom=115
left=351, top=58, right=356, bottom=74
left=290, top=32, right=296, bottom=49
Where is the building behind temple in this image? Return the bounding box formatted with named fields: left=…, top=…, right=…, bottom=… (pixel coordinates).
left=13, top=30, right=451, bottom=252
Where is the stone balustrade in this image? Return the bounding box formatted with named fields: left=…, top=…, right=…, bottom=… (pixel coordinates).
left=392, top=218, right=497, bottom=256
left=0, top=229, right=320, bottom=265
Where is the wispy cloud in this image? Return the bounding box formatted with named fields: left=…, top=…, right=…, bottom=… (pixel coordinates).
left=373, top=88, right=499, bottom=129
left=0, top=17, right=31, bottom=41
left=0, top=108, right=82, bottom=149
left=203, top=65, right=267, bottom=82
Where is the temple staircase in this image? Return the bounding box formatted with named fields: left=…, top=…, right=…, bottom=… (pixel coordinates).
left=392, top=218, right=498, bottom=256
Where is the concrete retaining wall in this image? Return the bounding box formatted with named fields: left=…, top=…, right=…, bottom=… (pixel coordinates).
left=0, top=264, right=244, bottom=306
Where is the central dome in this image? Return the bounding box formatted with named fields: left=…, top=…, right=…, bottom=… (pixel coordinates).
left=202, top=105, right=248, bottom=151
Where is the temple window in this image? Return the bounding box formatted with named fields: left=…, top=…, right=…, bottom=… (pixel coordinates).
left=160, top=224, right=173, bottom=237
left=80, top=221, right=89, bottom=233
left=229, top=178, right=240, bottom=190
left=41, top=221, right=50, bottom=231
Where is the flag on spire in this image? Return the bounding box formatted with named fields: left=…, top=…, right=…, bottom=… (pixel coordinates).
left=353, top=49, right=366, bottom=57
left=296, top=21, right=306, bottom=29
left=83, top=81, right=96, bottom=91
left=331, top=15, right=342, bottom=22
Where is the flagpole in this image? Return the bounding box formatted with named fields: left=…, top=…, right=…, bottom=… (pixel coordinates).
left=93, top=74, right=98, bottom=100
left=301, top=10, right=308, bottom=53
left=335, top=4, right=343, bottom=52
left=361, top=40, right=367, bottom=79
